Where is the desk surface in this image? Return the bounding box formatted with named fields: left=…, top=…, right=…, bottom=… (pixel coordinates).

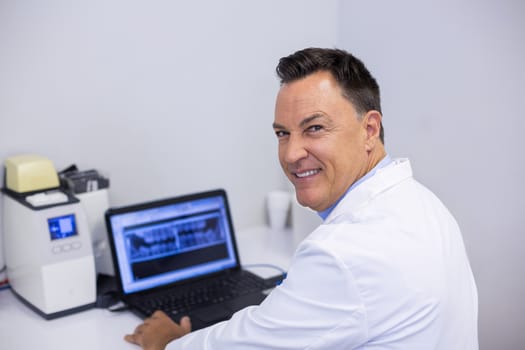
left=0, top=226, right=300, bottom=350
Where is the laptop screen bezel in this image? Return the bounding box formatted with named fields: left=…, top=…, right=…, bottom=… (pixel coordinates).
left=104, top=188, right=242, bottom=297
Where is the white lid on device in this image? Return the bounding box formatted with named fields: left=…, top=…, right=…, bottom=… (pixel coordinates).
left=25, top=191, right=69, bottom=207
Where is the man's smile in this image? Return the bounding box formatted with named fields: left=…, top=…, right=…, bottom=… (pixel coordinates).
left=293, top=168, right=321, bottom=178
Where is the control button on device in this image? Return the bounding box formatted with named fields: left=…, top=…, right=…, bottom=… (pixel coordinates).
left=52, top=246, right=62, bottom=254
left=62, top=244, right=72, bottom=251
left=72, top=242, right=81, bottom=249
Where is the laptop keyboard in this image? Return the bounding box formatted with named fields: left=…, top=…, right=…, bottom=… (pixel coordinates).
left=135, top=271, right=270, bottom=319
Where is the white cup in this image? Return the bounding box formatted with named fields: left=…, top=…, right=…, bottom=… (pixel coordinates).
left=266, top=190, right=291, bottom=230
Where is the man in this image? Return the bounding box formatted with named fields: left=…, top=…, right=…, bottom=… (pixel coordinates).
left=125, top=48, right=479, bottom=349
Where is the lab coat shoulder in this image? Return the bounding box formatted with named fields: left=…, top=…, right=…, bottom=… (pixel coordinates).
left=311, top=158, right=478, bottom=347
left=305, top=215, right=443, bottom=345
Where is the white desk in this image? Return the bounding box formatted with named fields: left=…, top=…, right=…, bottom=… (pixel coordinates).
left=0, top=226, right=301, bottom=350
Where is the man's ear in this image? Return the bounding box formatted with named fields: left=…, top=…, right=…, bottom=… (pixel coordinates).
left=363, top=110, right=382, bottom=151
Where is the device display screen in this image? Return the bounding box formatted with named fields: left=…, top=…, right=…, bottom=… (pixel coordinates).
left=48, top=214, right=78, bottom=240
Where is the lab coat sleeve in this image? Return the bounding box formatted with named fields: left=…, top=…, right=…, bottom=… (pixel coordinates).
left=167, top=238, right=368, bottom=350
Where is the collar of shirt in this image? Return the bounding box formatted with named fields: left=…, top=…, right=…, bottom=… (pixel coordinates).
left=318, top=154, right=393, bottom=220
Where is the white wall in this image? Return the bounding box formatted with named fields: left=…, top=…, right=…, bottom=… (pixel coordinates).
left=0, top=0, right=338, bottom=231
left=337, top=0, right=525, bottom=348
left=2, top=0, right=524, bottom=348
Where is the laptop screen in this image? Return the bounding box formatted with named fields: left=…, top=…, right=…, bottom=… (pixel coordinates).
left=106, top=190, right=240, bottom=295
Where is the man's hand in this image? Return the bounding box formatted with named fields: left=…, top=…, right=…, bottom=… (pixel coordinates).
left=124, top=310, right=192, bottom=350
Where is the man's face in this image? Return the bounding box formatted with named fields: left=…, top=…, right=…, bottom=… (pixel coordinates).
left=273, top=71, right=372, bottom=212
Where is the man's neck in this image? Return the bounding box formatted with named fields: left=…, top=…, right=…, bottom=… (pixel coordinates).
left=366, top=144, right=387, bottom=174
left=317, top=150, right=391, bottom=220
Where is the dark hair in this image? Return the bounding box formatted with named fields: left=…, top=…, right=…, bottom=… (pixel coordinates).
left=276, top=48, right=384, bottom=143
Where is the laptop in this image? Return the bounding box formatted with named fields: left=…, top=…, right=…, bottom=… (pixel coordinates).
left=105, top=188, right=281, bottom=330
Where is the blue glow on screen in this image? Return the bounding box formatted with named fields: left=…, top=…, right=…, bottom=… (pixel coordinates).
left=48, top=214, right=78, bottom=240
left=110, top=194, right=238, bottom=294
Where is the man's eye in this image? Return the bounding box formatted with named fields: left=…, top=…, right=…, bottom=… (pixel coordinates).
left=275, top=130, right=288, bottom=138
left=307, top=125, right=323, bottom=132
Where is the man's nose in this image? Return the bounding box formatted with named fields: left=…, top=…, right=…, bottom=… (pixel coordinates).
left=282, top=135, right=308, bottom=164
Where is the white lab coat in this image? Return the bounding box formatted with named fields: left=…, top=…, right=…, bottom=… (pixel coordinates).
left=168, top=158, right=479, bottom=349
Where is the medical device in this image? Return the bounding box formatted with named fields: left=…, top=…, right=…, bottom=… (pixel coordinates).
left=2, top=154, right=96, bottom=319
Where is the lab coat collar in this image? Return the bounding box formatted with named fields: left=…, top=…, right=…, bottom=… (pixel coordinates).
left=324, top=158, right=413, bottom=224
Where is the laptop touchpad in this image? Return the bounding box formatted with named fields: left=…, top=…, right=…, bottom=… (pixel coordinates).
left=193, top=304, right=231, bottom=323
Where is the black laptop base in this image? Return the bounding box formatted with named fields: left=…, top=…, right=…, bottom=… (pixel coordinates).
left=127, top=270, right=284, bottom=330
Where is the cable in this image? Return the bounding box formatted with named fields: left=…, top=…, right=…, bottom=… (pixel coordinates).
left=242, top=263, right=287, bottom=287
left=107, top=301, right=129, bottom=313
left=241, top=263, right=286, bottom=275
left=0, top=266, right=9, bottom=291
left=0, top=282, right=10, bottom=291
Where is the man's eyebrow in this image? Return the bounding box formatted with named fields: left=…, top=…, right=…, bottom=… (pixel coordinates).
left=299, top=113, right=326, bottom=127
left=272, top=122, right=286, bottom=129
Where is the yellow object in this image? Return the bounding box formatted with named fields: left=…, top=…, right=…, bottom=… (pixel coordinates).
left=5, top=154, right=59, bottom=193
